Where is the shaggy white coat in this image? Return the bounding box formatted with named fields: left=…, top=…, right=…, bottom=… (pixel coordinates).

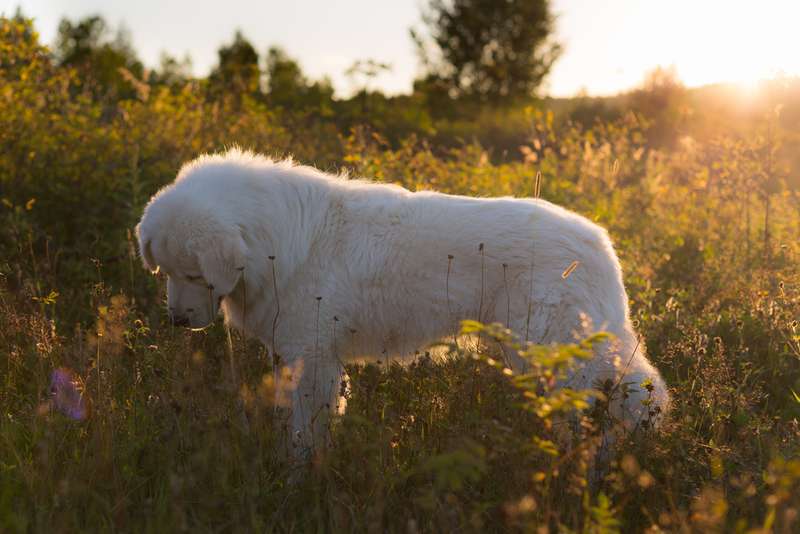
left=136, top=149, right=669, bottom=454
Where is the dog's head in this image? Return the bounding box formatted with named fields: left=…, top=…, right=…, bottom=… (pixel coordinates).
left=136, top=190, right=248, bottom=329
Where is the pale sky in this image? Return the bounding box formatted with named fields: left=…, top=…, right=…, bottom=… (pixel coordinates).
left=3, top=0, right=799, bottom=97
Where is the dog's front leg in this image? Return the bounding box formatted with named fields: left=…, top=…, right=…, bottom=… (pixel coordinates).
left=279, top=343, right=343, bottom=463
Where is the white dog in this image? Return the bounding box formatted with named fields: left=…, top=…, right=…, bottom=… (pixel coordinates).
left=136, top=149, right=669, bottom=455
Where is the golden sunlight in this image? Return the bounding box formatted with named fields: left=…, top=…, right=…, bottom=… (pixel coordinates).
left=661, top=1, right=800, bottom=89
left=552, top=0, right=800, bottom=96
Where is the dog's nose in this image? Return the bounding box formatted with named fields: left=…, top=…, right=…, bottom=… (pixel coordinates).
left=171, top=314, right=190, bottom=327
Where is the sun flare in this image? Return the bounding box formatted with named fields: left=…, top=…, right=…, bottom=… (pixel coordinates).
left=551, top=0, right=800, bottom=96
left=659, top=1, right=799, bottom=89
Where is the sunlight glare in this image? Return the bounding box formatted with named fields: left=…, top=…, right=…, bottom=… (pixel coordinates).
left=670, top=1, right=799, bottom=90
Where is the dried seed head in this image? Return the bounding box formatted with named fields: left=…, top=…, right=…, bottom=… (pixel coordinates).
left=561, top=260, right=580, bottom=279
left=533, top=170, right=542, bottom=198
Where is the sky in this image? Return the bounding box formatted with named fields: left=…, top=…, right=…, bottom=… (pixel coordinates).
left=3, top=0, right=799, bottom=98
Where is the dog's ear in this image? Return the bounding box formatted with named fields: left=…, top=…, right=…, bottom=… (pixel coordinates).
left=196, top=231, right=247, bottom=295
left=136, top=223, right=158, bottom=273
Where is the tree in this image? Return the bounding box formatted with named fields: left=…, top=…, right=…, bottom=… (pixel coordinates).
left=346, top=59, right=392, bottom=114
left=345, top=59, right=392, bottom=93
left=208, top=31, right=261, bottom=98
left=264, top=46, right=305, bottom=105
left=54, top=15, right=144, bottom=100
left=1, top=9, right=48, bottom=76
left=265, top=47, right=333, bottom=113
left=413, top=0, right=561, bottom=105
left=150, top=52, right=193, bottom=88
left=628, top=66, right=688, bottom=147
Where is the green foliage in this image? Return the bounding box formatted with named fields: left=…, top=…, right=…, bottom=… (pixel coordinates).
left=2, top=13, right=800, bottom=533
left=584, top=492, right=621, bottom=534
left=459, top=321, right=606, bottom=422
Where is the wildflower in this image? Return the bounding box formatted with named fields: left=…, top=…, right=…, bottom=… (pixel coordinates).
left=642, top=378, right=655, bottom=393
left=49, top=368, right=89, bottom=421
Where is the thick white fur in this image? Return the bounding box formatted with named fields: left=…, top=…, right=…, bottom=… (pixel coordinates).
left=136, top=149, right=669, bottom=455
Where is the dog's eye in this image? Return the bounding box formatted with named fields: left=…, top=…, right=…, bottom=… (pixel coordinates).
left=186, top=275, right=202, bottom=282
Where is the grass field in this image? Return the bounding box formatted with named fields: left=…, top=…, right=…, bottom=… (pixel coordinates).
left=2, top=16, right=800, bottom=532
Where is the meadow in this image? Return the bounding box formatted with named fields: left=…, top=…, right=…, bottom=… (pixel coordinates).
left=2, top=16, right=800, bottom=532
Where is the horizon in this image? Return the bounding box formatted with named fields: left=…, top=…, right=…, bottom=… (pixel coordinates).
left=3, top=0, right=799, bottom=98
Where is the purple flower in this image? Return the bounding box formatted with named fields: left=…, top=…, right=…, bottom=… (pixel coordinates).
left=49, top=368, right=89, bottom=421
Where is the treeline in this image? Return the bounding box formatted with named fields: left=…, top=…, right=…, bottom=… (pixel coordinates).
left=9, top=8, right=800, bottom=157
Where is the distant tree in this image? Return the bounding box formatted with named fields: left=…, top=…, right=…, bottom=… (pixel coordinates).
left=411, top=75, right=456, bottom=120
left=412, top=0, right=561, bottom=105
left=346, top=59, right=392, bottom=114
left=628, top=66, right=688, bottom=147
left=1, top=8, right=48, bottom=76
left=265, top=47, right=333, bottom=114
left=54, top=15, right=144, bottom=100
left=150, top=52, right=193, bottom=88
left=208, top=31, right=261, bottom=98
left=265, top=46, right=304, bottom=103
left=346, top=59, right=392, bottom=93
left=567, top=91, right=622, bottom=127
